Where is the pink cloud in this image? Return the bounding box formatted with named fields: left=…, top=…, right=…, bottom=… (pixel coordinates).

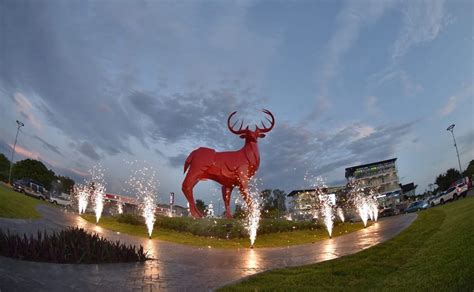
left=69, top=168, right=89, bottom=177
left=9, top=144, right=58, bottom=167
left=13, top=92, right=43, bottom=130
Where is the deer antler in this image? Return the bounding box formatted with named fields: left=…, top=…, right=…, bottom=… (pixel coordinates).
left=227, top=111, right=247, bottom=135
left=256, top=109, right=275, bottom=133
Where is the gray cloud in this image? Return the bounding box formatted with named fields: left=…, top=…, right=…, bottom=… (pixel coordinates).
left=256, top=121, right=415, bottom=191
left=0, top=0, right=278, bottom=164
left=0, top=1, right=146, bottom=157
left=151, top=118, right=415, bottom=192
left=78, top=141, right=101, bottom=161
left=168, top=154, right=188, bottom=169
left=129, top=89, right=261, bottom=148
left=0, top=141, right=11, bottom=159
left=458, top=130, right=474, bottom=156
left=33, top=135, right=63, bottom=157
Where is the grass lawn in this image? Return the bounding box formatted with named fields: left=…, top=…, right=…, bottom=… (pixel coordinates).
left=221, top=196, right=474, bottom=291
left=82, top=214, right=368, bottom=249
left=0, top=184, right=47, bottom=219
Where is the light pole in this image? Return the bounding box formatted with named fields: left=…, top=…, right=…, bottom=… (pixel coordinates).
left=446, top=124, right=462, bottom=176
left=8, top=120, right=25, bottom=185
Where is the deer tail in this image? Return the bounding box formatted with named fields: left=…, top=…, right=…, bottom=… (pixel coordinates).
left=183, top=151, right=194, bottom=174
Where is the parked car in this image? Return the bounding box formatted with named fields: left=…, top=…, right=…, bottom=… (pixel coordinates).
left=436, top=186, right=459, bottom=205
left=428, top=192, right=444, bottom=207
left=12, top=178, right=47, bottom=200
left=405, top=200, right=429, bottom=213
left=48, top=193, right=72, bottom=207
left=379, top=207, right=400, bottom=217
left=12, top=178, right=28, bottom=193
left=456, top=182, right=468, bottom=198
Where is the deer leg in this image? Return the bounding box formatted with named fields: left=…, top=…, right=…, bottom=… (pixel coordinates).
left=182, top=171, right=204, bottom=218
left=222, top=186, right=233, bottom=219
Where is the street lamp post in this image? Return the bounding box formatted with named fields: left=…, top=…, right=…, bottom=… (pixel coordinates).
left=446, top=124, right=462, bottom=176
left=8, top=120, right=25, bottom=185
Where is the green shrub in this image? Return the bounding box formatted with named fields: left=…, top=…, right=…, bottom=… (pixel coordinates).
left=0, top=227, right=148, bottom=263
left=258, top=219, right=317, bottom=235
left=153, top=216, right=322, bottom=239
left=116, top=213, right=144, bottom=225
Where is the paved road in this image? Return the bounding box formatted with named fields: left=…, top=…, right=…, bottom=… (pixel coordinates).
left=0, top=206, right=416, bottom=291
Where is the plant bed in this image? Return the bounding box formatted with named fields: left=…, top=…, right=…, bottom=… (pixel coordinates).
left=114, top=213, right=322, bottom=239
left=0, top=227, right=148, bottom=264
left=83, top=214, right=368, bottom=248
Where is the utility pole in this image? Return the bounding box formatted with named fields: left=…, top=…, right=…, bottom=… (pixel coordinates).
left=446, top=124, right=462, bottom=176
left=8, top=120, right=24, bottom=185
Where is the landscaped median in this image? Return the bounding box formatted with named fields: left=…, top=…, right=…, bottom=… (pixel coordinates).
left=82, top=213, right=369, bottom=249
left=0, top=184, right=47, bottom=219
left=220, top=196, right=474, bottom=291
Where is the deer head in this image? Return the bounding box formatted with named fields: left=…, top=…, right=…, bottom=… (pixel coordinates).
left=227, top=109, right=275, bottom=142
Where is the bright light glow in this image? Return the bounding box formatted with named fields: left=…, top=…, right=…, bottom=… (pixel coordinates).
left=347, top=181, right=380, bottom=227
left=117, top=201, right=123, bottom=214
left=337, top=207, right=345, bottom=223
left=126, top=162, right=159, bottom=238
left=305, top=175, right=335, bottom=237
left=89, top=165, right=106, bottom=223
left=73, top=184, right=89, bottom=214
left=320, top=196, right=334, bottom=238
left=357, top=200, right=370, bottom=227
left=142, top=195, right=156, bottom=238
left=243, top=178, right=262, bottom=247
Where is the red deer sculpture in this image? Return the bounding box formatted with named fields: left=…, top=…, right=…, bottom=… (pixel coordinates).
left=182, top=109, right=275, bottom=218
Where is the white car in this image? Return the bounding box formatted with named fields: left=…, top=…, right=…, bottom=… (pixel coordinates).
left=428, top=193, right=442, bottom=207
left=430, top=186, right=459, bottom=206
left=49, top=193, right=72, bottom=207
left=456, top=183, right=468, bottom=198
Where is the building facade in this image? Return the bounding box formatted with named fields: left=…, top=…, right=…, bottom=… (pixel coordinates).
left=345, top=158, right=401, bottom=194
left=287, top=185, right=345, bottom=220
left=345, top=158, right=402, bottom=207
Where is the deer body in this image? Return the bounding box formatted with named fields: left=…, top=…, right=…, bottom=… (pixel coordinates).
left=182, top=110, right=274, bottom=218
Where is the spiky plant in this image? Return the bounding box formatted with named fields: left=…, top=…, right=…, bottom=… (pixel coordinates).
left=0, top=227, right=148, bottom=264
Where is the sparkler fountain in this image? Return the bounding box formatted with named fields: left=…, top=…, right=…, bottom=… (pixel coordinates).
left=89, top=165, right=106, bottom=224
left=357, top=198, right=370, bottom=227
left=347, top=181, right=379, bottom=227
left=127, top=163, right=159, bottom=239
left=142, top=195, right=157, bottom=239
left=243, top=179, right=262, bottom=248
left=367, top=189, right=379, bottom=222
left=305, top=175, right=335, bottom=238
left=320, top=197, right=334, bottom=238
left=74, top=184, right=89, bottom=215
left=117, top=200, right=123, bottom=214
left=337, top=207, right=345, bottom=223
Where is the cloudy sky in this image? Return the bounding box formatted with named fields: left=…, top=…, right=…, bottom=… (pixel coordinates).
left=0, top=0, right=473, bottom=208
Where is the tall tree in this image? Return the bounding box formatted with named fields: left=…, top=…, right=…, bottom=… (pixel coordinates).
left=195, top=199, right=207, bottom=214
left=233, top=203, right=245, bottom=219
left=57, top=175, right=75, bottom=194
left=11, top=159, right=56, bottom=188
left=462, top=160, right=474, bottom=179
left=272, top=189, right=287, bottom=212
left=435, top=168, right=461, bottom=191
left=0, top=153, right=10, bottom=182
left=260, top=189, right=273, bottom=210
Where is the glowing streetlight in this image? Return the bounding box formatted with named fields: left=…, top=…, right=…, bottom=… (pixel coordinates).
left=8, top=120, right=25, bottom=185
left=446, top=124, right=462, bottom=175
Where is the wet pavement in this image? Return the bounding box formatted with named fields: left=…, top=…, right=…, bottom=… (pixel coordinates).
left=0, top=206, right=416, bottom=291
